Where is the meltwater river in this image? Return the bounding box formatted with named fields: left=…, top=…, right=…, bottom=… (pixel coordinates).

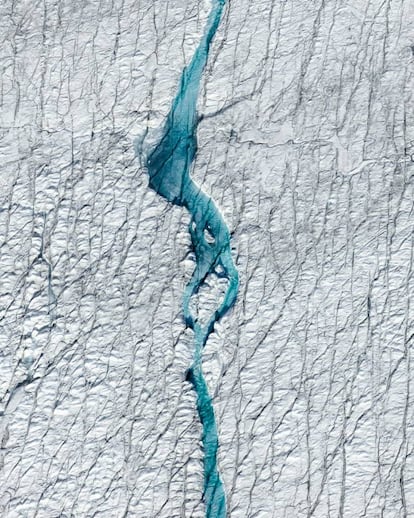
left=138, top=1, right=238, bottom=515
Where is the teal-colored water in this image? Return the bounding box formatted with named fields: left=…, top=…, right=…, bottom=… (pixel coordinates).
left=138, top=1, right=238, bottom=516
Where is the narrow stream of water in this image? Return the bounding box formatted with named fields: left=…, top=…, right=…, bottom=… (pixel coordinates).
left=138, top=2, right=238, bottom=515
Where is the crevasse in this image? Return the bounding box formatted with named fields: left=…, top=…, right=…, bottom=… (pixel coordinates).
left=137, top=1, right=238, bottom=516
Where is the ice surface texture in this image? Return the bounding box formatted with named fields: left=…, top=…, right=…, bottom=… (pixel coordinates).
left=141, top=0, right=236, bottom=516
left=1, top=0, right=414, bottom=517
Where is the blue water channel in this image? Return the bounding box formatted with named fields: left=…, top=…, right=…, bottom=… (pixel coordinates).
left=138, top=1, right=238, bottom=516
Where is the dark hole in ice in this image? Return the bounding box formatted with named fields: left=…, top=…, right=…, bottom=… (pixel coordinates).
left=215, top=263, right=225, bottom=276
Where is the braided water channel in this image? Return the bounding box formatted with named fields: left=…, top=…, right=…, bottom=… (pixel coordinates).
left=137, top=1, right=237, bottom=515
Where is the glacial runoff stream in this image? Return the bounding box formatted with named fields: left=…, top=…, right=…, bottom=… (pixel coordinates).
left=138, top=1, right=238, bottom=516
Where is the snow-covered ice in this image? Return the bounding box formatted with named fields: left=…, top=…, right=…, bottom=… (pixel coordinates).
left=1, top=1, right=413, bottom=516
